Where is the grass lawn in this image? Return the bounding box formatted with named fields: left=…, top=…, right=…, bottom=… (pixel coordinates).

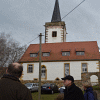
left=31, top=92, right=59, bottom=100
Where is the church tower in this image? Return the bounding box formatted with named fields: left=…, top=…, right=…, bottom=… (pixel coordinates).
left=45, top=0, right=67, bottom=43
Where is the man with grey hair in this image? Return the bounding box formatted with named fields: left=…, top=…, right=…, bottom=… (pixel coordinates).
left=0, top=63, right=33, bottom=100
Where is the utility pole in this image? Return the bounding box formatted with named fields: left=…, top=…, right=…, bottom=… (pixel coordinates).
left=38, top=33, right=44, bottom=100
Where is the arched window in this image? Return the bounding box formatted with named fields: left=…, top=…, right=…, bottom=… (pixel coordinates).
left=64, top=63, right=70, bottom=76
left=41, top=66, right=47, bottom=79
left=34, top=78, right=38, bottom=81
left=55, top=77, right=60, bottom=81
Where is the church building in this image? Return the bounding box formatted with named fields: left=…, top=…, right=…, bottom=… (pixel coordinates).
left=19, top=0, right=100, bottom=83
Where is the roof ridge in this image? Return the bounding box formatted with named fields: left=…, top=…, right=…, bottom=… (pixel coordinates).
left=29, top=41, right=97, bottom=45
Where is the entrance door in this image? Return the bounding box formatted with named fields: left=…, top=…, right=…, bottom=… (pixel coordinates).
left=41, top=66, right=46, bottom=79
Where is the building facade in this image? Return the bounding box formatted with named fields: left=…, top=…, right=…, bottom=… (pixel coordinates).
left=19, top=0, right=100, bottom=84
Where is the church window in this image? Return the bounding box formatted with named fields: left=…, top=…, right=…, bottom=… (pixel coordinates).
left=64, top=63, right=70, bottom=76
left=34, top=78, right=38, bottom=81
left=62, top=52, right=70, bottom=56
left=27, top=64, right=33, bottom=73
left=55, top=77, right=60, bottom=80
left=43, top=53, right=50, bottom=57
left=52, top=31, right=57, bottom=37
left=82, top=63, right=88, bottom=73
left=76, top=51, right=84, bottom=55
left=30, top=53, right=38, bottom=57
left=41, top=66, right=46, bottom=78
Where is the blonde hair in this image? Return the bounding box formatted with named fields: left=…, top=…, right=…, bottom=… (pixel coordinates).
left=82, top=80, right=92, bottom=88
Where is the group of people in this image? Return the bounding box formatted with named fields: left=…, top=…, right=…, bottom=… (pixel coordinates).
left=56, top=75, right=98, bottom=100
left=0, top=62, right=98, bottom=100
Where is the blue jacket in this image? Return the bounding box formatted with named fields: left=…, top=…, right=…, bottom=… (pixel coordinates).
left=84, top=87, right=95, bottom=100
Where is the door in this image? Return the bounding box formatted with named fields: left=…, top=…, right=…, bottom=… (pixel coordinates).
left=41, top=66, right=46, bottom=79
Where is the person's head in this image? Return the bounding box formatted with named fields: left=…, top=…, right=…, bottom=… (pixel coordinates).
left=82, top=80, right=92, bottom=90
left=61, top=75, right=74, bottom=87
left=6, top=63, right=23, bottom=78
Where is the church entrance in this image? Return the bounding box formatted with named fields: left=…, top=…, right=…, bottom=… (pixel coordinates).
left=41, top=65, right=47, bottom=80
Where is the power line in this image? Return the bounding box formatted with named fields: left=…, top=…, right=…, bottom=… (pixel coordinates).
left=61, top=0, right=85, bottom=20
left=27, top=35, right=39, bottom=44
left=26, top=32, right=45, bottom=45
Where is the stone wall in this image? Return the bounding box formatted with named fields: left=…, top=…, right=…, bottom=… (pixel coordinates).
left=81, top=72, right=100, bottom=84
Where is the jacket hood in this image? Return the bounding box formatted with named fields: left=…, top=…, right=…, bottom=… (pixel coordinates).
left=2, top=74, right=20, bottom=82
left=85, top=87, right=93, bottom=92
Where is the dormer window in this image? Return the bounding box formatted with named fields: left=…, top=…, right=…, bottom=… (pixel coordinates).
left=30, top=53, right=38, bottom=57
left=43, top=53, right=50, bottom=57
left=52, top=31, right=57, bottom=37
left=76, top=51, right=84, bottom=55
left=62, top=52, right=70, bottom=56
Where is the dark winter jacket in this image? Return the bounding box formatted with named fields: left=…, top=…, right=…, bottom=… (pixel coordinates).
left=63, top=83, right=84, bottom=100
left=0, top=74, right=33, bottom=100
left=84, top=87, right=95, bottom=100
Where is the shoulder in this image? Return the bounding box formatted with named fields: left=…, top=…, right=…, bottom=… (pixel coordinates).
left=87, top=91, right=94, bottom=96
left=16, top=82, right=31, bottom=96
left=75, top=85, right=83, bottom=92
left=17, top=82, right=29, bottom=90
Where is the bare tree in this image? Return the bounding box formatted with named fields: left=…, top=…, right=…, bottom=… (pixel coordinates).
left=0, top=33, right=27, bottom=68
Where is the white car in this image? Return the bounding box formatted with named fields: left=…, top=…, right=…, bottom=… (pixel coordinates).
left=25, top=83, right=39, bottom=92
left=59, top=86, right=65, bottom=93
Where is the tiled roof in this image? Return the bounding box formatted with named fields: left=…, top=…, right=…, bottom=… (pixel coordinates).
left=19, top=41, right=100, bottom=62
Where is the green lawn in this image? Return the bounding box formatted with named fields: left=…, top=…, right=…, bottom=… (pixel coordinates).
left=31, top=92, right=59, bottom=100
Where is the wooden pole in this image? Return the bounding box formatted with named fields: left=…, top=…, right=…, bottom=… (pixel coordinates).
left=38, top=33, right=42, bottom=100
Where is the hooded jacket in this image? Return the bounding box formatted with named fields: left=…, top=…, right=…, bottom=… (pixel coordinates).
left=0, top=74, right=33, bottom=100
left=63, top=83, right=84, bottom=100
left=84, top=87, right=95, bottom=100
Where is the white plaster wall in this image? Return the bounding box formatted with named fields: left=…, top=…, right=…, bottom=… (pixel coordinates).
left=22, top=63, right=39, bottom=80
left=22, top=61, right=99, bottom=82
left=46, top=27, right=63, bottom=43
left=64, top=28, right=66, bottom=42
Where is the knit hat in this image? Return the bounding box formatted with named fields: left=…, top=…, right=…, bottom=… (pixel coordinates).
left=61, top=75, right=74, bottom=82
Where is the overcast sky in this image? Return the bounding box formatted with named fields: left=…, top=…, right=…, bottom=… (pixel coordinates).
left=0, top=0, right=100, bottom=48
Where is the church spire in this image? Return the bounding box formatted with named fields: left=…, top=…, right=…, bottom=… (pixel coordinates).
left=51, top=0, right=61, bottom=22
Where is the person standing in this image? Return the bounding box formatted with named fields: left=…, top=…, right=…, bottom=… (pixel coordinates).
left=0, top=63, right=33, bottom=100
left=83, top=81, right=98, bottom=100
left=61, top=75, right=84, bottom=100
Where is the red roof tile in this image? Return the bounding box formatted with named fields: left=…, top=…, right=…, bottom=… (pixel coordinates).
left=75, top=48, right=85, bottom=51
left=19, top=41, right=100, bottom=62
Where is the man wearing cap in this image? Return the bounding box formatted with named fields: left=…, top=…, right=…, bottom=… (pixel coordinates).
left=61, top=75, right=84, bottom=100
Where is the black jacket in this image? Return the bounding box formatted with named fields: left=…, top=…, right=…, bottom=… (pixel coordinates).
left=63, top=83, right=84, bottom=100
left=0, top=74, right=33, bottom=100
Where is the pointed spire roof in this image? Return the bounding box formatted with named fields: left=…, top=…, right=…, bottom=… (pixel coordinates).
left=51, top=0, right=61, bottom=22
